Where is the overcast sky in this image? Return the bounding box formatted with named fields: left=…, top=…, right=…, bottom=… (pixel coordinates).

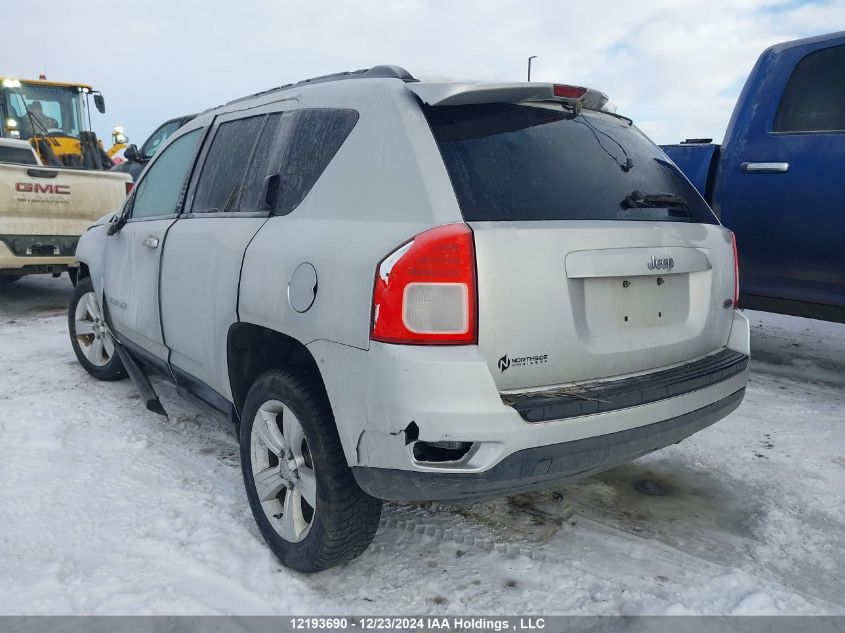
left=3, top=1, right=843, bottom=146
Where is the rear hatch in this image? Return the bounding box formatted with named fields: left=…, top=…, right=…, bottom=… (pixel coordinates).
left=423, top=99, right=736, bottom=390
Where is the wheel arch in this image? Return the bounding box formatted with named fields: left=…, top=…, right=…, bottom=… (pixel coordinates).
left=74, top=222, right=109, bottom=295
left=227, top=322, right=324, bottom=420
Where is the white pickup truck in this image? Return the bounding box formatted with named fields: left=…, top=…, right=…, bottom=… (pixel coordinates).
left=0, top=138, right=131, bottom=284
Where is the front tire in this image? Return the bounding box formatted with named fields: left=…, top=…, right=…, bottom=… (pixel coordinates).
left=240, top=368, right=382, bottom=573
left=68, top=276, right=127, bottom=381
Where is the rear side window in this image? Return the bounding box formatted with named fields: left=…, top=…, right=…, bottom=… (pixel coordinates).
left=239, top=113, right=287, bottom=212
left=0, top=145, right=38, bottom=165
left=774, top=45, right=845, bottom=133
left=192, top=116, right=265, bottom=214
left=425, top=104, right=717, bottom=224
left=252, top=109, right=359, bottom=215
left=132, top=128, right=202, bottom=219
left=191, top=109, right=357, bottom=215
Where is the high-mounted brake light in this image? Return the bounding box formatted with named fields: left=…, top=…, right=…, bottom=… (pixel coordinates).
left=553, top=84, right=588, bottom=99
left=371, top=223, right=477, bottom=345
left=731, top=232, right=740, bottom=308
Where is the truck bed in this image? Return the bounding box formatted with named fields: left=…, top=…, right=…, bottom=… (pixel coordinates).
left=1, top=163, right=130, bottom=277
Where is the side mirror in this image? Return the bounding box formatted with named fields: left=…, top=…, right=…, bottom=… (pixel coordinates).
left=107, top=195, right=133, bottom=235
left=124, top=144, right=141, bottom=162
left=106, top=213, right=125, bottom=236
left=93, top=94, right=106, bottom=114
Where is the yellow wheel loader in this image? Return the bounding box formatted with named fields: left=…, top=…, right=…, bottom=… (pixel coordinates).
left=0, top=75, right=123, bottom=170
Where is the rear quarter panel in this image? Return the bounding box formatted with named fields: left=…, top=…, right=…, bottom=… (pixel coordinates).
left=237, top=81, right=463, bottom=351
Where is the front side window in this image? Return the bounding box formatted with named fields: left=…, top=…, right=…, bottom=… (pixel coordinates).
left=774, top=45, right=845, bottom=133
left=131, top=129, right=202, bottom=219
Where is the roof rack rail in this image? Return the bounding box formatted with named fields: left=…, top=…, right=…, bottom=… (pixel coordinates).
left=297, top=65, right=416, bottom=86
left=226, top=65, right=417, bottom=106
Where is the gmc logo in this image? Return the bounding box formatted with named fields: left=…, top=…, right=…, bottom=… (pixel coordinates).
left=15, top=182, right=71, bottom=195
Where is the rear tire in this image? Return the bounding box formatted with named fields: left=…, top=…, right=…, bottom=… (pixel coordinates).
left=240, top=367, right=382, bottom=573
left=68, top=276, right=127, bottom=381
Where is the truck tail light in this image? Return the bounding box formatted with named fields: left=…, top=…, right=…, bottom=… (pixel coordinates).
left=125, top=182, right=134, bottom=195
left=371, top=223, right=477, bottom=345
left=731, top=231, right=739, bottom=308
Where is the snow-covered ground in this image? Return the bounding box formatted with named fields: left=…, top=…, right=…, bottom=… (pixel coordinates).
left=1, top=275, right=843, bottom=615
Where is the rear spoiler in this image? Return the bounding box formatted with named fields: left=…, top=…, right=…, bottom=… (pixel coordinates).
left=407, top=82, right=610, bottom=111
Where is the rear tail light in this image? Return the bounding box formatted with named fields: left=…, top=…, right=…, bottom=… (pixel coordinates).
left=731, top=231, right=740, bottom=308
left=125, top=181, right=134, bottom=195
left=553, top=84, right=588, bottom=99
left=371, top=223, right=477, bottom=345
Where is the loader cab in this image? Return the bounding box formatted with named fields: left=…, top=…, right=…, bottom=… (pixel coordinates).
left=0, top=76, right=110, bottom=169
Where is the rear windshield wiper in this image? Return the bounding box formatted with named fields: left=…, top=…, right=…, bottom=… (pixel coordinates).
left=621, top=190, right=688, bottom=209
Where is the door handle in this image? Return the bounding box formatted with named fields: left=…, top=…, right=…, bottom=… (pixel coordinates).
left=742, top=162, right=789, bottom=173
left=142, top=236, right=159, bottom=249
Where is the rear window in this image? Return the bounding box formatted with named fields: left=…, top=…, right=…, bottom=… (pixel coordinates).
left=0, top=145, right=38, bottom=165
left=425, top=103, right=717, bottom=224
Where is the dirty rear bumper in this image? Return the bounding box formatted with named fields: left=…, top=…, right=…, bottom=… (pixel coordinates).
left=352, top=387, right=745, bottom=502
left=0, top=239, right=77, bottom=275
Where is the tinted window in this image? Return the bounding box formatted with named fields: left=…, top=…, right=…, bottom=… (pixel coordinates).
left=775, top=45, right=845, bottom=132
left=192, top=116, right=264, bottom=214
left=275, top=109, right=358, bottom=214
left=0, top=145, right=38, bottom=165
left=131, top=129, right=202, bottom=219
left=240, top=113, right=286, bottom=212
left=425, top=104, right=717, bottom=224
left=241, top=109, right=358, bottom=215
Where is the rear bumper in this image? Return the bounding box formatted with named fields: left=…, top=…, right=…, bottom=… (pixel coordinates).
left=353, top=387, right=745, bottom=502
left=310, top=311, right=750, bottom=498
left=0, top=239, right=77, bottom=275
left=505, top=348, right=748, bottom=423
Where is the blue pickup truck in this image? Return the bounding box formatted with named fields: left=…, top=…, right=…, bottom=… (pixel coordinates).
left=662, top=31, right=845, bottom=323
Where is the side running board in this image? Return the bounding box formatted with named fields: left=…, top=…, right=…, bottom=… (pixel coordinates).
left=113, top=341, right=167, bottom=416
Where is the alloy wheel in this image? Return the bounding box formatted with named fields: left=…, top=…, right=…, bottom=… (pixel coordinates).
left=73, top=292, right=114, bottom=368
left=250, top=400, right=317, bottom=543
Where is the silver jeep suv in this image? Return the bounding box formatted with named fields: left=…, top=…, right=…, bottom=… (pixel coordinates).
left=69, top=66, right=750, bottom=572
